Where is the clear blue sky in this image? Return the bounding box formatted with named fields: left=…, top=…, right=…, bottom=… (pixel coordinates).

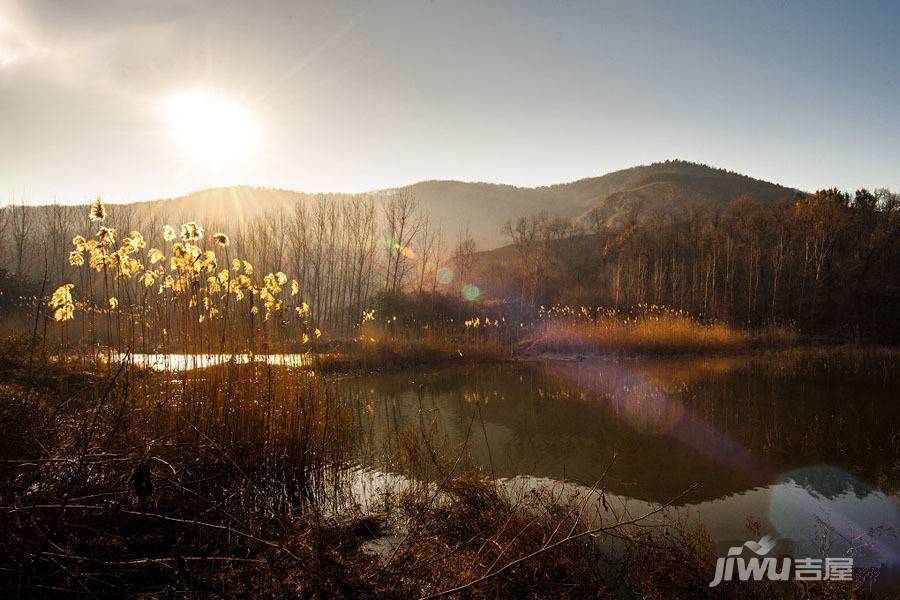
left=1, top=0, right=898, bottom=203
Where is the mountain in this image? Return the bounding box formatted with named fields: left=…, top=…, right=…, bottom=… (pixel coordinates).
left=6, top=161, right=799, bottom=252
left=427, top=161, right=800, bottom=245
left=131, top=160, right=798, bottom=249
left=566, top=160, right=801, bottom=229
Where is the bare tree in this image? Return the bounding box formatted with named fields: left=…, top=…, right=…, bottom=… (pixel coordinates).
left=452, top=227, right=478, bottom=289
left=11, top=204, right=32, bottom=277
left=502, top=213, right=547, bottom=305
left=0, top=206, right=9, bottom=268
left=416, top=218, right=440, bottom=294
left=41, top=203, right=70, bottom=283
left=382, top=190, right=421, bottom=294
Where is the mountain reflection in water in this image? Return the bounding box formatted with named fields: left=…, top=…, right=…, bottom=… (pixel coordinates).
left=334, top=350, right=900, bottom=569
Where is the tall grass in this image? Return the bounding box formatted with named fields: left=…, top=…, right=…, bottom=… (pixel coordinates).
left=315, top=329, right=510, bottom=373
left=0, top=326, right=360, bottom=593
left=0, top=334, right=877, bottom=596
left=49, top=203, right=317, bottom=362
left=521, top=304, right=796, bottom=356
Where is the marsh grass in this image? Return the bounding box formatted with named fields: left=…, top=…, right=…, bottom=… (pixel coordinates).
left=313, top=303, right=799, bottom=375
left=0, top=336, right=621, bottom=596
left=0, top=337, right=358, bottom=595
left=522, top=304, right=797, bottom=356
left=313, top=334, right=510, bottom=374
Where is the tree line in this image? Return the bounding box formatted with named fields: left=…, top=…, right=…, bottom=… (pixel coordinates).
left=494, top=189, right=899, bottom=341
left=2, top=186, right=898, bottom=342
left=0, top=192, right=449, bottom=334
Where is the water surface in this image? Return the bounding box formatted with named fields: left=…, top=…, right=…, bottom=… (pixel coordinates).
left=116, top=352, right=312, bottom=370
left=334, top=350, right=900, bottom=572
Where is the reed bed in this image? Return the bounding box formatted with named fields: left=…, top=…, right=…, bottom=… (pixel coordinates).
left=0, top=335, right=677, bottom=597
left=44, top=199, right=318, bottom=362
left=0, top=344, right=872, bottom=596
left=0, top=331, right=358, bottom=595
left=313, top=334, right=510, bottom=374
left=520, top=304, right=796, bottom=356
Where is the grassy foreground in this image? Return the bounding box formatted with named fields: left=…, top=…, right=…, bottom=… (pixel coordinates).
left=0, top=338, right=650, bottom=597
left=0, top=337, right=879, bottom=598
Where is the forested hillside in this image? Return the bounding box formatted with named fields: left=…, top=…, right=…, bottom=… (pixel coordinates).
left=2, top=163, right=895, bottom=341
left=473, top=189, right=900, bottom=341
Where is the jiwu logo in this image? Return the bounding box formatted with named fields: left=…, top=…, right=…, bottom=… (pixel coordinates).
left=709, top=536, right=793, bottom=587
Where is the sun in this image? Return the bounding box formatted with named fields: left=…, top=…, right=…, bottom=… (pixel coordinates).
left=164, top=92, right=257, bottom=164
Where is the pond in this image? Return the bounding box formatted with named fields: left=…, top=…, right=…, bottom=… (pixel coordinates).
left=332, top=349, right=900, bottom=577
left=113, top=352, right=313, bottom=370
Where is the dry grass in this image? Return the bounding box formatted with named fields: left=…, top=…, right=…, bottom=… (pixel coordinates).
left=521, top=305, right=797, bottom=357
left=314, top=335, right=510, bottom=374
left=0, top=336, right=356, bottom=595
left=315, top=305, right=799, bottom=374
left=0, top=340, right=882, bottom=597
left=368, top=476, right=608, bottom=598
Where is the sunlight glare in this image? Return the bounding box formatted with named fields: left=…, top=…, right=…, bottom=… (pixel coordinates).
left=164, top=92, right=257, bottom=164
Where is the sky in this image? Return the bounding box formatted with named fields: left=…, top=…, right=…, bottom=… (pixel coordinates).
left=1, top=0, right=898, bottom=204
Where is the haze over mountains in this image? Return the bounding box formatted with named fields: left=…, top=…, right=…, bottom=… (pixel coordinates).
left=9, top=160, right=799, bottom=251
left=119, top=160, right=799, bottom=250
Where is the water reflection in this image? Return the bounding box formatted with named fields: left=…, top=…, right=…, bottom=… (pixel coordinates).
left=770, top=466, right=900, bottom=568
left=334, top=350, right=900, bottom=569
left=113, top=352, right=312, bottom=370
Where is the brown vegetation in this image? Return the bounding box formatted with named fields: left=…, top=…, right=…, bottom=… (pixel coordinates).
left=519, top=304, right=797, bottom=357
left=0, top=339, right=877, bottom=597
left=313, top=336, right=510, bottom=374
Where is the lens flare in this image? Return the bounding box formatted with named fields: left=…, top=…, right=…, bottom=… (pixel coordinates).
left=436, top=267, right=454, bottom=285
left=461, top=283, right=480, bottom=301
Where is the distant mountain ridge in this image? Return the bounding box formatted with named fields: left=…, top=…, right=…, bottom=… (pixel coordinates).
left=101, top=160, right=804, bottom=250
left=404, top=161, right=800, bottom=245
